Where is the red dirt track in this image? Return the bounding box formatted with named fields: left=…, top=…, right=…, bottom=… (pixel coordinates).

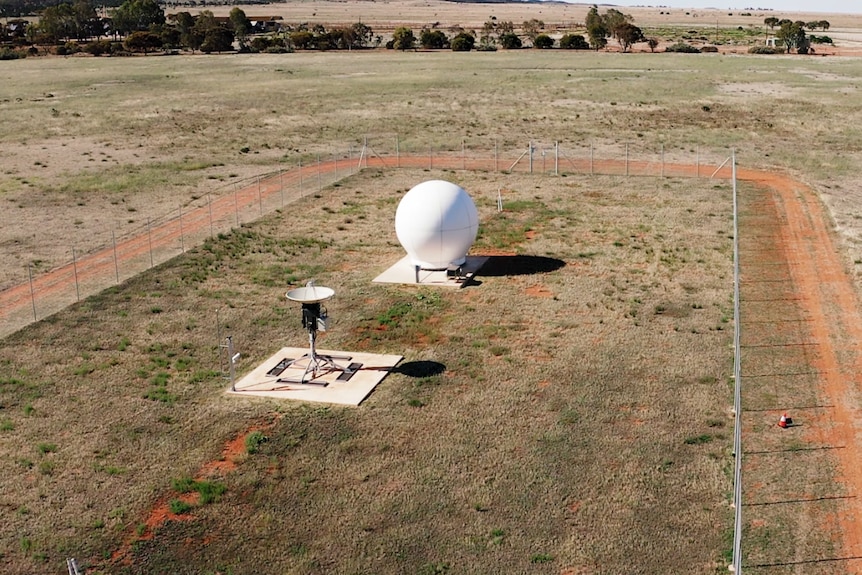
left=3, top=155, right=862, bottom=564
left=739, top=167, right=862, bottom=567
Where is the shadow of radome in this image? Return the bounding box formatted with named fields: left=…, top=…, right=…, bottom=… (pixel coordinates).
left=476, top=255, right=566, bottom=277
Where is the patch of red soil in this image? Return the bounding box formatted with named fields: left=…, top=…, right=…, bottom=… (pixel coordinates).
left=107, top=418, right=279, bottom=567
left=525, top=284, right=553, bottom=297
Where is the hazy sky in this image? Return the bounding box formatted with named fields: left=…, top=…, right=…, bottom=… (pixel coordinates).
left=580, top=1, right=861, bottom=15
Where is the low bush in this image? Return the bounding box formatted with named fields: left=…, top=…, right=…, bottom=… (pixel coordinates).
left=533, top=34, right=554, bottom=49
left=700, top=45, right=719, bottom=53
left=665, top=42, right=700, bottom=53
left=560, top=33, right=589, bottom=50
left=0, top=47, right=26, bottom=60
left=748, top=46, right=781, bottom=54
left=83, top=40, right=116, bottom=56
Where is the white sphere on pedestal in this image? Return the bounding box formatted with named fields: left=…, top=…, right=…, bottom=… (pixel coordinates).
left=394, top=180, right=479, bottom=270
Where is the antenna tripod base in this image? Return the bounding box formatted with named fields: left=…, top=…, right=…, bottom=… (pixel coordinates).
left=276, top=330, right=351, bottom=386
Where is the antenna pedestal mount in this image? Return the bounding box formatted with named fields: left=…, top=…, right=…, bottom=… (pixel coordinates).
left=281, top=285, right=349, bottom=385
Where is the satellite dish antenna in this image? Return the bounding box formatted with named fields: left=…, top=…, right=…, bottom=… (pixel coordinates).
left=281, top=281, right=348, bottom=385
left=286, top=283, right=335, bottom=304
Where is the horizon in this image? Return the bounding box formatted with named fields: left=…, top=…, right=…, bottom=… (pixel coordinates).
left=562, top=1, right=862, bottom=16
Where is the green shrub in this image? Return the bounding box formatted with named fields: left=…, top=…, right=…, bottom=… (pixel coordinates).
left=533, top=34, right=554, bottom=49
left=0, top=47, right=26, bottom=60
left=450, top=32, right=475, bottom=52
left=499, top=32, right=521, bottom=49
left=172, top=476, right=196, bottom=493
left=83, top=40, right=115, bottom=56
left=700, top=45, right=719, bottom=53
left=245, top=431, right=267, bottom=454
left=665, top=42, right=700, bottom=53
left=169, top=499, right=193, bottom=514
left=559, top=34, right=589, bottom=50
left=196, top=480, right=226, bottom=504
left=748, top=46, right=781, bottom=54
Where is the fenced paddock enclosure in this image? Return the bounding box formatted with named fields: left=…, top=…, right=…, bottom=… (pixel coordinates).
left=0, top=139, right=732, bottom=339
left=4, top=42, right=862, bottom=574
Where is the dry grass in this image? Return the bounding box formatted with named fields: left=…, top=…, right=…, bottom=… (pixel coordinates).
left=6, top=50, right=862, bottom=287
left=0, top=166, right=734, bottom=574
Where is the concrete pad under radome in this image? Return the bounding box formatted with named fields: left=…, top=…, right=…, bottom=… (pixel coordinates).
left=373, top=255, right=488, bottom=288
left=227, top=347, right=403, bottom=406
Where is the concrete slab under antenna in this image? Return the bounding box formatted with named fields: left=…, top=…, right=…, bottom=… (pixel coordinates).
left=227, top=347, right=403, bottom=406
left=373, top=255, right=488, bottom=288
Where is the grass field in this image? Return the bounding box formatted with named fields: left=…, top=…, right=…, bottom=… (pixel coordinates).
left=4, top=10, right=862, bottom=573
left=1, top=166, right=735, bottom=574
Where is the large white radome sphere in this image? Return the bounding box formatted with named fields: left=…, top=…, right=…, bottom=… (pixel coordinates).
left=395, top=180, right=479, bottom=270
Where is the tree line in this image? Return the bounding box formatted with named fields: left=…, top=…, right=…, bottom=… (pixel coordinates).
left=0, top=1, right=835, bottom=58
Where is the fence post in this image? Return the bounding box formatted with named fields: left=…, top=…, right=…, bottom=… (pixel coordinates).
left=28, top=262, right=36, bottom=321
left=72, top=247, right=80, bottom=302
left=494, top=140, right=498, bottom=172
left=112, top=230, right=119, bottom=284
left=529, top=141, right=533, bottom=174
left=696, top=146, right=700, bottom=178
left=625, top=142, right=629, bottom=176
left=147, top=217, right=154, bottom=268
left=234, top=186, right=239, bottom=227
left=730, top=148, right=743, bottom=575
left=555, top=141, right=559, bottom=176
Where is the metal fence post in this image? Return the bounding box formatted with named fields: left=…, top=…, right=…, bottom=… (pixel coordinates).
left=147, top=217, right=154, bottom=268
left=625, top=142, right=629, bottom=176
left=27, top=262, right=36, bottom=321
left=72, top=247, right=80, bottom=302
left=112, top=230, right=119, bottom=284
left=730, top=148, right=743, bottom=574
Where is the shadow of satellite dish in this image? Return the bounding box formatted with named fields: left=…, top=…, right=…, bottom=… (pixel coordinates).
left=477, top=255, right=566, bottom=277
left=392, top=360, right=446, bottom=378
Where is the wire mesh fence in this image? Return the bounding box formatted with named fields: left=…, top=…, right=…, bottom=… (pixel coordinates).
left=0, top=138, right=734, bottom=341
